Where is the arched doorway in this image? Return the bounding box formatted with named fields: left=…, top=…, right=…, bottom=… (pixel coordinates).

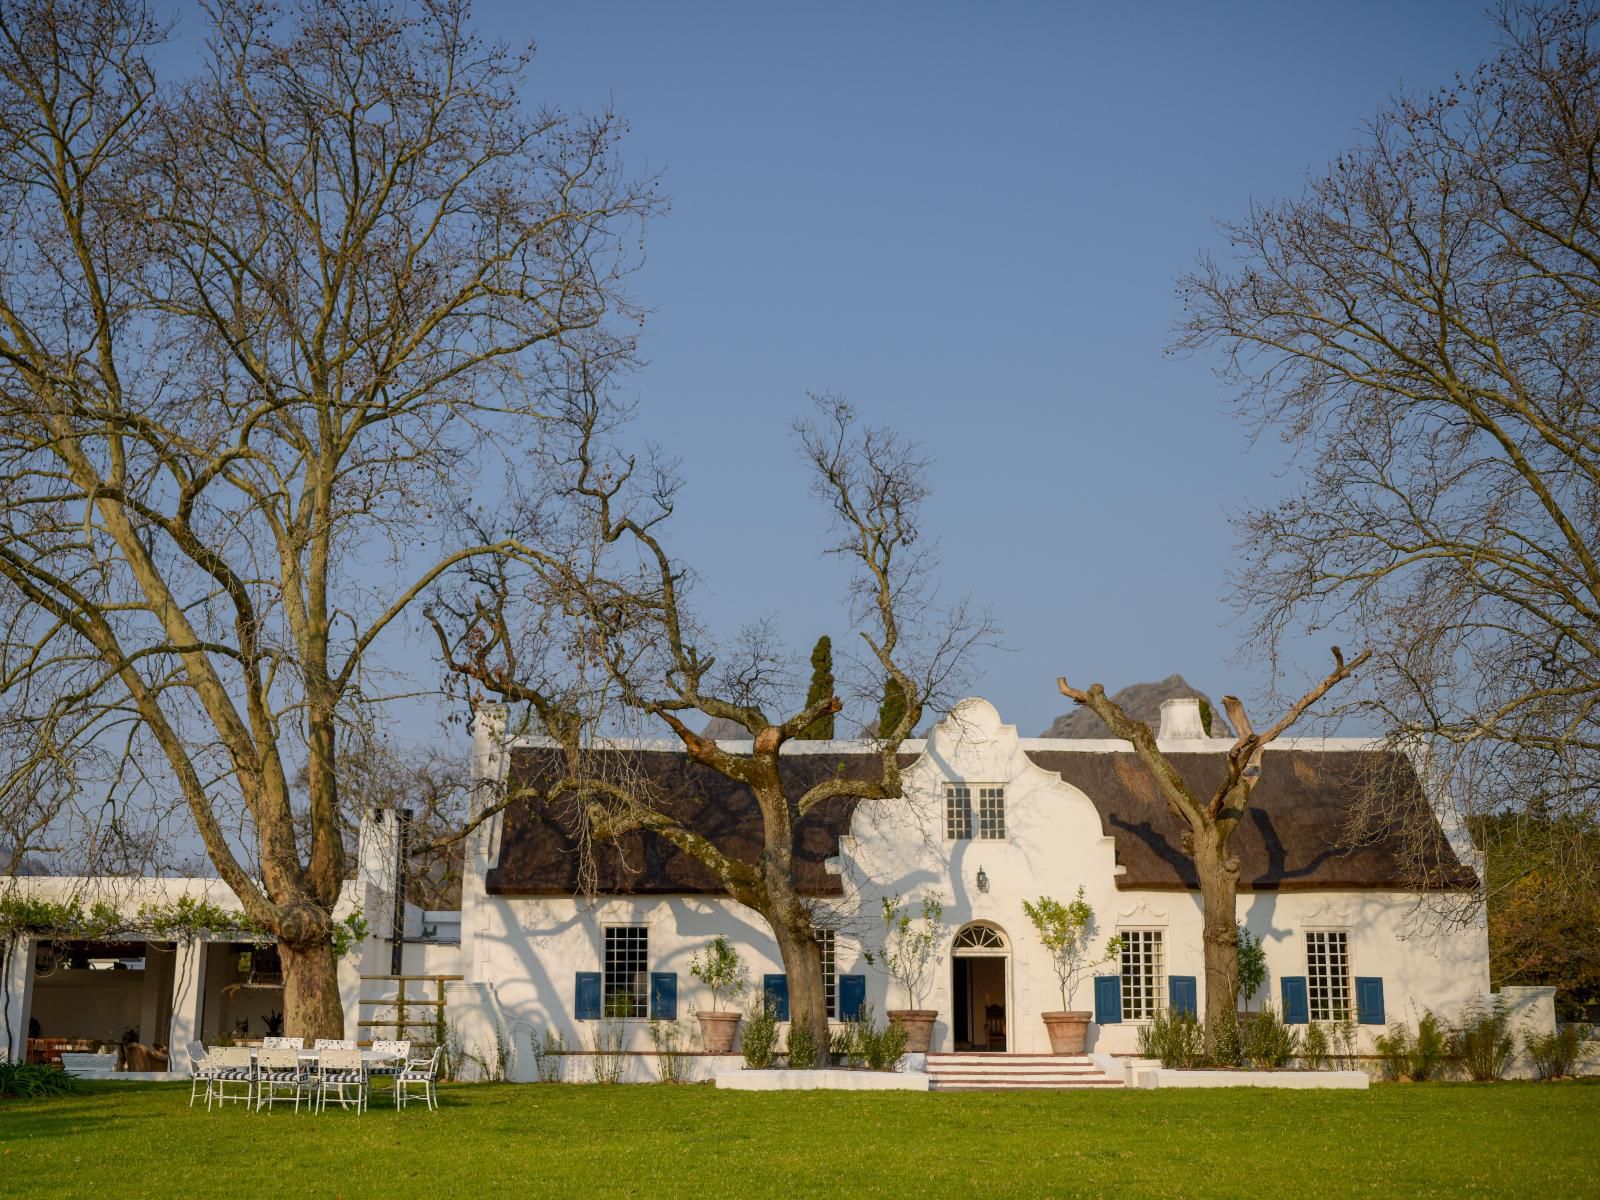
left=950, top=922, right=1009, bottom=1052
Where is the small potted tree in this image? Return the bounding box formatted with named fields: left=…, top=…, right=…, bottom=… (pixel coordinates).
left=864, top=893, right=948, bottom=1053
left=1022, top=888, right=1123, bottom=1054
left=689, top=935, right=748, bottom=1054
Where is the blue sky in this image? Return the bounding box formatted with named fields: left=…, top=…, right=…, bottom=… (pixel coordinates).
left=441, top=1, right=1500, bottom=736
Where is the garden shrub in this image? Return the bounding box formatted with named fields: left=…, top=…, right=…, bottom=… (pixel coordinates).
left=785, top=1021, right=818, bottom=1070
left=741, top=997, right=779, bottom=1069
left=1241, top=1005, right=1301, bottom=1069
left=1526, top=1024, right=1588, bottom=1080
left=531, top=1028, right=565, bottom=1083
left=0, top=1062, right=79, bottom=1099
left=1325, top=1016, right=1360, bottom=1070
left=833, top=1004, right=906, bottom=1071
left=1137, top=1009, right=1205, bottom=1069
left=648, top=1019, right=690, bottom=1083
left=1209, top=1011, right=1242, bottom=1067
left=1302, top=1022, right=1330, bottom=1070
left=1449, top=999, right=1516, bottom=1082
left=1375, top=1010, right=1448, bottom=1081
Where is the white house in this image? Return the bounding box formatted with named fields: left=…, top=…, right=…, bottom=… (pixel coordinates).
left=451, top=696, right=1502, bottom=1073
left=7, top=695, right=1557, bottom=1082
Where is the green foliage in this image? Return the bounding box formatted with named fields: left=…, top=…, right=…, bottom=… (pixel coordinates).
left=1526, top=1024, right=1588, bottom=1080
left=1449, top=999, right=1517, bottom=1082
left=741, top=996, right=779, bottom=1070
left=1375, top=1010, right=1448, bottom=1081
left=530, top=1028, right=566, bottom=1083
left=1197, top=697, right=1214, bottom=736
left=588, top=1015, right=627, bottom=1084
left=798, top=635, right=835, bottom=740
left=832, top=1004, right=907, bottom=1071
left=863, top=894, right=948, bottom=1009
left=784, top=1021, right=818, bottom=1070
left=648, top=1020, right=691, bottom=1082
left=689, top=936, right=749, bottom=1011
left=1136, top=1009, right=1206, bottom=1069
left=1236, top=924, right=1266, bottom=1011
left=1021, top=887, right=1123, bottom=1010
left=1302, top=1022, right=1330, bottom=1070
left=0, top=1061, right=80, bottom=1099
left=330, top=910, right=368, bottom=959
left=1209, top=1011, right=1242, bottom=1067
left=1324, top=1015, right=1360, bottom=1070
left=1241, top=1006, right=1301, bottom=1069
left=877, top=675, right=906, bottom=739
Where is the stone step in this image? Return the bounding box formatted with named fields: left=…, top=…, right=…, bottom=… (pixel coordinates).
left=924, top=1052, right=1123, bottom=1091
left=927, top=1054, right=1094, bottom=1065
left=932, top=1079, right=1123, bottom=1090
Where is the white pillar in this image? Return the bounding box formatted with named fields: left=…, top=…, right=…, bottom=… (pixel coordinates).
left=2, top=934, right=34, bottom=1063
left=166, top=939, right=208, bottom=1071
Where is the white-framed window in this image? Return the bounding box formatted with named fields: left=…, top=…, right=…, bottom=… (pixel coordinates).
left=946, top=783, right=1005, bottom=840
left=817, top=929, right=837, bottom=1019
left=945, top=784, right=972, bottom=839
left=1120, top=929, right=1165, bottom=1021
left=602, top=925, right=649, bottom=1017
left=1305, top=930, right=1351, bottom=1021
left=977, top=786, right=1006, bottom=839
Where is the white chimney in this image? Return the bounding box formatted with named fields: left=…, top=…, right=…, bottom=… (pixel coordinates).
left=1158, top=697, right=1208, bottom=740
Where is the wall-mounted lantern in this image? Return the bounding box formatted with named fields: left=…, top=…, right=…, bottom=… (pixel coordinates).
left=976, top=866, right=989, bottom=894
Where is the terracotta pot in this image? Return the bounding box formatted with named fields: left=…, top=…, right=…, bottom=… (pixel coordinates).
left=887, top=1009, right=938, bottom=1053
left=1041, top=1010, right=1092, bottom=1054
left=695, top=1011, right=742, bottom=1054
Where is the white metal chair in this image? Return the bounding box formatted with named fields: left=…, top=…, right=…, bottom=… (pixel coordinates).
left=395, top=1047, right=441, bottom=1112
left=255, top=1047, right=312, bottom=1113
left=368, top=1039, right=410, bottom=1080
left=316, top=1047, right=366, bottom=1113
left=262, top=1036, right=303, bottom=1050
left=312, top=1038, right=355, bottom=1051
left=207, top=1046, right=255, bottom=1111
left=186, top=1041, right=215, bottom=1108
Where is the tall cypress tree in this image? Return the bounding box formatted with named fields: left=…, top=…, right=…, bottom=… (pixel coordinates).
left=799, top=635, right=834, bottom=739
left=877, top=675, right=906, bottom=740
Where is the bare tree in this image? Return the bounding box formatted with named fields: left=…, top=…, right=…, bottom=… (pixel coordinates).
left=435, top=391, right=992, bottom=1052
left=1176, top=1, right=1600, bottom=910
left=0, top=0, right=656, bottom=1034
left=1058, top=648, right=1367, bottom=1049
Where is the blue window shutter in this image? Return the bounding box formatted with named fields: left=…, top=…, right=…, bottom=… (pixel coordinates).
left=575, top=971, right=601, bottom=1020
left=1168, top=975, right=1197, bottom=1017
left=1355, top=977, right=1385, bottom=1026
left=650, top=972, right=678, bottom=1021
left=1094, top=974, right=1122, bottom=1024
left=1280, top=976, right=1309, bottom=1025
left=763, top=974, right=790, bottom=1022
left=839, top=974, right=867, bottom=1021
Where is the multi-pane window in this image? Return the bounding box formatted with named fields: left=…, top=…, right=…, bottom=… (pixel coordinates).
left=977, top=786, right=1006, bottom=839
left=945, top=784, right=973, bottom=840
left=1120, top=929, right=1165, bottom=1021
left=947, top=784, right=1006, bottom=840
left=817, top=929, right=837, bottom=1019
left=603, top=925, right=649, bottom=1017
left=1306, top=931, right=1351, bottom=1021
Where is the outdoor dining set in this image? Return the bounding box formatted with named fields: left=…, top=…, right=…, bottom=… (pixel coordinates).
left=186, top=1038, right=441, bottom=1114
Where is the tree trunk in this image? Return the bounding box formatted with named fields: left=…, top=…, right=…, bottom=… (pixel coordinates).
left=1193, top=829, right=1240, bottom=1055
left=277, top=930, right=345, bottom=1041
left=771, top=909, right=829, bottom=1066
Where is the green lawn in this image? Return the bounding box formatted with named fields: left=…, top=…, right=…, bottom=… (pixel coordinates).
left=3, top=1080, right=1598, bottom=1199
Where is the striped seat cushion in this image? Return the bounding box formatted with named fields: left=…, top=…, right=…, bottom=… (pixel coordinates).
left=397, top=1071, right=434, bottom=1082
left=259, top=1071, right=305, bottom=1083
left=213, top=1067, right=254, bottom=1080
left=320, top=1072, right=364, bottom=1084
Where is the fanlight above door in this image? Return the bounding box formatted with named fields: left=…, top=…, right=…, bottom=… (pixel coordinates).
left=951, top=923, right=1008, bottom=954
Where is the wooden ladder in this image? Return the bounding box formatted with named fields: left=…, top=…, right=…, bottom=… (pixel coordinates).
left=356, top=973, right=463, bottom=1047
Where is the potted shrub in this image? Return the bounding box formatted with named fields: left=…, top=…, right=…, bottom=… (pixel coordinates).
left=864, top=893, right=948, bottom=1053
left=1022, top=888, right=1122, bottom=1054
left=688, top=935, right=748, bottom=1054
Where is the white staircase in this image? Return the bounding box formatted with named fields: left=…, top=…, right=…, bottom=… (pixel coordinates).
left=926, top=1053, right=1123, bottom=1091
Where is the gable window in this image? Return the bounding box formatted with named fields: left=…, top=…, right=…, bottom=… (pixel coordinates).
left=945, top=784, right=973, bottom=839
left=603, top=925, right=649, bottom=1017
left=1120, top=929, right=1165, bottom=1021
left=817, top=929, right=837, bottom=1019
left=946, top=784, right=1005, bottom=840
left=978, top=786, right=1006, bottom=839
left=1306, top=930, right=1351, bottom=1021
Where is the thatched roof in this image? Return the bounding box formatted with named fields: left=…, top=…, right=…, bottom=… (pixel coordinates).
left=483, top=743, right=1477, bottom=897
